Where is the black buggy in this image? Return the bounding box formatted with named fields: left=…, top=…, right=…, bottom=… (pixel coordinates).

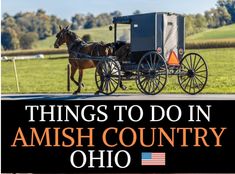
left=95, top=12, right=208, bottom=95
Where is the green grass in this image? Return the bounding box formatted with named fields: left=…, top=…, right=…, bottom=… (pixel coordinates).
left=2, top=48, right=235, bottom=94
left=186, top=24, right=235, bottom=42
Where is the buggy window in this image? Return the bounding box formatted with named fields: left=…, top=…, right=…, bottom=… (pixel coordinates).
left=116, top=24, right=131, bottom=43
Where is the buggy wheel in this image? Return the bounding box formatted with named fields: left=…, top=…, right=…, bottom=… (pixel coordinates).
left=136, top=51, right=168, bottom=95
left=95, top=59, right=121, bottom=95
left=178, top=53, right=208, bottom=95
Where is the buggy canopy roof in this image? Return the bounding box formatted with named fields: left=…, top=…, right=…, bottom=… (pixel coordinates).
left=113, top=12, right=185, bottom=60
left=113, top=12, right=183, bottom=24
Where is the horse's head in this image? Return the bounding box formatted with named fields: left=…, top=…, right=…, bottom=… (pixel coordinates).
left=54, top=25, right=70, bottom=48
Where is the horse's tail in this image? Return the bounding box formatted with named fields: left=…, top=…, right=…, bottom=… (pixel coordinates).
left=91, top=43, right=104, bottom=57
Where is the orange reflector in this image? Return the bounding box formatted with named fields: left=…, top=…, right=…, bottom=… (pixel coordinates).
left=167, top=51, right=180, bottom=66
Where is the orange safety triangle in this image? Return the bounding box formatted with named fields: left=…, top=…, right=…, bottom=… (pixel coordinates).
left=167, top=51, right=180, bottom=66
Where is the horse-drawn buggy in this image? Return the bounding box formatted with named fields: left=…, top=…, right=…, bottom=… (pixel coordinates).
left=54, top=12, right=208, bottom=95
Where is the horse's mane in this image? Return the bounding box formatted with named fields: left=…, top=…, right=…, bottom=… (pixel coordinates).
left=67, top=30, right=79, bottom=40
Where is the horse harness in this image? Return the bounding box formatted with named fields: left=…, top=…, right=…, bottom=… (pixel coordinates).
left=68, top=40, right=103, bottom=59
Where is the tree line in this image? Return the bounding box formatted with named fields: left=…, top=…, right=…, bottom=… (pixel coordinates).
left=1, top=0, right=235, bottom=50
left=1, top=9, right=70, bottom=50
left=186, top=0, right=235, bottom=36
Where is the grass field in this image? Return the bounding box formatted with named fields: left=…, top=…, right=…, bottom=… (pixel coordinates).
left=186, top=24, right=235, bottom=42
left=2, top=48, right=235, bottom=94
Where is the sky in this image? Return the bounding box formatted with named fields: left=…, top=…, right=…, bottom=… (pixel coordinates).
left=2, top=0, right=218, bottom=21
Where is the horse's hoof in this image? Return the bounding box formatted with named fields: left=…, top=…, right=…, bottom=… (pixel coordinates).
left=73, top=90, right=80, bottom=95
left=94, top=91, right=100, bottom=95
left=72, top=91, right=78, bottom=95
left=120, top=85, right=127, bottom=90
left=81, top=83, right=85, bottom=88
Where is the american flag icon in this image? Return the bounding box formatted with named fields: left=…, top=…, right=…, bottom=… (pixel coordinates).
left=141, top=152, right=166, bottom=166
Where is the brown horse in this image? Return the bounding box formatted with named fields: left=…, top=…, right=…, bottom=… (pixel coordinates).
left=54, top=26, right=125, bottom=94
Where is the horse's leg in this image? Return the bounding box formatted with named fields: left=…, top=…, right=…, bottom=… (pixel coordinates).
left=76, top=69, right=84, bottom=93
left=70, top=65, right=80, bottom=94
left=120, top=80, right=127, bottom=90
left=70, top=65, right=79, bottom=86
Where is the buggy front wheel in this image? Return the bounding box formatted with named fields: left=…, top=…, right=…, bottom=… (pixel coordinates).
left=178, top=53, right=208, bottom=95
left=136, top=51, right=168, bottom=95
left=95, top=59, right=121, bottom=95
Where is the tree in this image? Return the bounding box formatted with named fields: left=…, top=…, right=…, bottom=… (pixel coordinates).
left=205, top=7, right=231, bottom=27
left=1, top=9, right=71, bottom=50
left=84, top=14, right=96, bottom=29
left=217, top=0, right=235, bottom=23
left=110, top=10, right=122, bottom=17
left=1, top=28, right=20, bottom=50
left=96, top=13, right=112, bottom=27
left=185, top=15, right=195, bottom=36
left=36, top=9, right=46, bottom=16
left=71, top=14, right=85, bottom=29
left=35, top=11, right=53, bottom=39
left=50, top=15, right=69, bottom=34
left=20, top=32, right=38, bottom=49
left=1, top=32, right=12, bottom=50
left=217, top=6, right=231, bottom=25
left=2, top=12, right=10, bottom=20
left=194, top=14, right=207, bottom=29
left=1, top=15, right=17, bottom=31
left=185, top=14, right=207, bottom=36
left=205, top=0, right=233, bottom=28
left=133, top=10, right=141, bottom=15
left=205, top=8, right=219, bottom=27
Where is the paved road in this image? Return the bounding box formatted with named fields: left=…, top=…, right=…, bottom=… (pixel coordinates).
left=1, top=94, right=235, bottom=100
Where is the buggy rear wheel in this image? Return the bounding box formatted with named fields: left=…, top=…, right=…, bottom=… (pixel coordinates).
left=178, top=53, right=208, bottom=95
left=136, top=51, right=168, bottom=95
left=95, top=59, right=121, bottom=95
